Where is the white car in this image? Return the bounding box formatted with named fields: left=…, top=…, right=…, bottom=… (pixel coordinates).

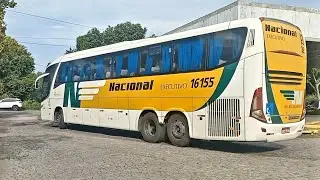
left=0, top=98, right=23, bottom=111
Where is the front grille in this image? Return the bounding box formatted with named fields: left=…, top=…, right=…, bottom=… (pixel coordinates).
left=207, top=98, right=240, bottom=137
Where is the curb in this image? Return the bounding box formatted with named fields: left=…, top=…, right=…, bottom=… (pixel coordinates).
left=303, top=129, right=319, bottom=134
left=303, top=121, right=320, bottom=134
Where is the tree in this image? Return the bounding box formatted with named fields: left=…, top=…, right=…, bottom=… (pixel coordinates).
left=102, top=22, right=147, bottom=45
left=65, top=47, right=76, bottom=54
left=307, top=68, right=320, bottom=100
left=0, top=36, right=34, bottom=79
left=0, top=0, right=16, bottom=52
left=0, top=36, right=35, bottom=100
left=76, top=28, right=103, bottom=51
left=148, top=34, right=157, bottom=38
left=69, top=22, right=148, bottom=52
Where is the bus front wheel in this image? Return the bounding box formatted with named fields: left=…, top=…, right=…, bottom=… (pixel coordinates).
left=140, top=112, right=165, bottom=143
left=55, top=109, right=67, bottom=129
left=166, top=114, right=191, bottom=147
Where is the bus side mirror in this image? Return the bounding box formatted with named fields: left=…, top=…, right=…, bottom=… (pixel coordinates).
left=35, top=80, right=40, bottom=89
left=34, top=73, right=50, bottom=89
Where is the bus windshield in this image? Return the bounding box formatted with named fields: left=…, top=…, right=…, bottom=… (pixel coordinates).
left=39, top=64, right=58, bottom=101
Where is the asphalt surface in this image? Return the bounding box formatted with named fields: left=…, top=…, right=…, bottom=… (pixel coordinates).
left=0, top=111, right=319, bottom=180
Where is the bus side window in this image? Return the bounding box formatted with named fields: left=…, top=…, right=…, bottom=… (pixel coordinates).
left=208, top=28, right=247, bottom=69
left=174, top=38, right=204, bottom=72
left=115, top=54, right=129, bottom=77
left=161, top=44, right=172, bottom=73
left=80, top=60, right=91, bottom=81
left=149, top=46, right=161, bottom=74
left=58, top=63, right=69, bottom=83
left=128, top=50, right=139, bottom=76
left=208, top=33, right=225, bottom=69
left=91, top=59, right=97, bottom=80
left=172, top=46, right=179, bottom=72
left=121, top=54, right=129, bottom=77
left=95, top=56, right=106, bottom=80
left=105, top=56, right=113, bottom=78
left=72, top=62, right=81, bottom=82
left=139, top=49, right=148, bottom=75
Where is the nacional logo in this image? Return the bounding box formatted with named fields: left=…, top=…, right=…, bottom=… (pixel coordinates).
left=265, top=24, right=297, bottom=37
left=280, top=90, right=303, bottom=105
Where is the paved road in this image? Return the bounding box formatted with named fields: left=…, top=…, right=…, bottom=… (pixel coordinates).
left=0, top=111, right=319, bottom=180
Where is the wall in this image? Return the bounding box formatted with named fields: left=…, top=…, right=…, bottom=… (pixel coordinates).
left=307, top=42, right=320, bottom=68
left=165, top=0, right=320, bottom=41
left=164, top=1, right=239, bottom=35
left=239, top=1, right=320, bottom=40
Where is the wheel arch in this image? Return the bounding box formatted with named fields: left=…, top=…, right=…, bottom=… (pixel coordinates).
left=137, top=109, right=161, bottom=132
left=53, top=106, right=64, bottom=121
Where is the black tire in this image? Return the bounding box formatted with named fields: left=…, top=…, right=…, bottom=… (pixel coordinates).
left=140, top=112, right=165, bottom=143
left=55, top=109, right=67, bottom=129
left=12, top=105, right=19, bottom=111
left=166, top=114, right=191, bottom=147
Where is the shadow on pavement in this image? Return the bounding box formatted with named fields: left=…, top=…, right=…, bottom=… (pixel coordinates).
left=190, top=140, right=285, bottom=153
left=68, top=124, right=285, bottom=153
left=0, top=111, right=33, bottom=119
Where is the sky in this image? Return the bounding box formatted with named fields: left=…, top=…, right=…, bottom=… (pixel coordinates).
left=4, top=0, right=320, bottom=72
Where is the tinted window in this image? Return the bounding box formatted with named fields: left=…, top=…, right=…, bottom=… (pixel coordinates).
left=161, top=44, right=172, bottom=73
left=105, top=56, right=115, bottom=78
left=128, top=50, right=139, bottom=76
left=77, top=59, right=94, bottom=81
left=41, top=64, right=58, bottom=101
left=149, top=46, right=161, bottom=74
left=140, top=49, right=148, bottom=74
left=173, top=37, right=205, bottom=72
left=208, top=27, right=247, bottom=69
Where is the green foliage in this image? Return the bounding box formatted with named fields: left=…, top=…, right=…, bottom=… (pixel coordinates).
left=4, top=73, right=38, bottom=100
left=0, top=0, right=16, bottom=52
left=0, top=1, right=41, bottom=103
left=70, top=22, right=148, bottom=52
left=76, top=28, right=103, bottom=51
left=0, top=36, right=37, bottom=101
left=148, top=34, right=157, bottom=38
left=22, top=99, right=41, bottom=110
left=306, top=94, right=317, bottom=105
left=307, top=68, right=320, bottom=100
left=0, top=36, right=34, bottom=78
left=65, top=47, right=77, bottom=54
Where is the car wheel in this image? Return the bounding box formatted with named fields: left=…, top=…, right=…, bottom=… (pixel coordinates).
left=12, top=105, right=19, bottom=111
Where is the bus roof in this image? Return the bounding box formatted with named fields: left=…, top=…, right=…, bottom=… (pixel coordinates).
left=49, top=18, right=262, bottom=66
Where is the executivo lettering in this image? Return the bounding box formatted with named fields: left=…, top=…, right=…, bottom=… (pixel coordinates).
left=265, top=24, right=297, bottom=37
left=109, top=80, right=154, bottom=91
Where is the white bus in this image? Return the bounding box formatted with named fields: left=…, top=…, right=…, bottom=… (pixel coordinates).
left=35, top=18, right=307, bottom=147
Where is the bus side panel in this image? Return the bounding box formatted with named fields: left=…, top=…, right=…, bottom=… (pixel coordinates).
left=244, top=53, right=265, bottom=141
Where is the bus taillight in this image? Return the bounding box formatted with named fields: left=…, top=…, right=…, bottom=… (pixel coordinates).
left=250, top=87, right=267, bottom=122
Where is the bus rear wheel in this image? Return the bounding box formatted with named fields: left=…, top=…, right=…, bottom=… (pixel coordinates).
left=166, top=114, right=190, bottom=147
left=55, top=109, right=67, bottom=129
left=140, top=112, right=165, bottom=143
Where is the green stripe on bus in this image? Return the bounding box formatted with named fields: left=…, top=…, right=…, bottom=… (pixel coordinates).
left=265, top=53, right=283, bottom=124
left=284, top=94, right=294, bottom=98
left=280, top=90, right=294, bottom=94
left=197, top=62, right=239, bottom=110
left=286, top=98, right=294, bottom=100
